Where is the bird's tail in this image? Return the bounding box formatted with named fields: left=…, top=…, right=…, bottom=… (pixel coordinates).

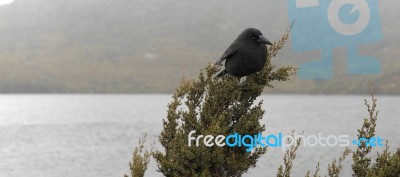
left=215, top=69, right=228, bottom=78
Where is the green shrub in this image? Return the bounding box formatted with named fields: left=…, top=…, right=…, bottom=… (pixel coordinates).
left=125, top=30, right=400, bottom=177
left=153, top=27, right=295, bottom=177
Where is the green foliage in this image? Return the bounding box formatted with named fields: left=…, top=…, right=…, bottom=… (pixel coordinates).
left=305, top=163, right=320, bottom=177
left=277, top=133, right=302, bottom=177
left=304, top=85, right=400, bottom=177
left=124, top=34, right=400, bottom=177
left=125, top=134, right=153, bottom=177
left=327, top=148, right=351, bottom=177
left=367, top=145, right=400, bottom=177
left=352, top=85, right=378, bottom=176
left=153, top=28, right=295, bottom=177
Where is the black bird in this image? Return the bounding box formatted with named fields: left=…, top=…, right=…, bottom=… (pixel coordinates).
left=214, top=28, right=273, bottom=78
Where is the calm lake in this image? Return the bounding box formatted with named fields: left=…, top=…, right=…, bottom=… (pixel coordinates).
left=0, top=95, right=399, bottom=177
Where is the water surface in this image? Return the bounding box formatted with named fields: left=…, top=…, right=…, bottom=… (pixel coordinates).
left=0, top=95, right=399, bottom=177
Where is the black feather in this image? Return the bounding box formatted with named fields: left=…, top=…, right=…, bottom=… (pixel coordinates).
left=214, top=28, right=272, bottom=78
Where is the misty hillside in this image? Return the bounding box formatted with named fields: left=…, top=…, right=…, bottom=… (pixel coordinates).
left=0, top=0, right=398, bottom=94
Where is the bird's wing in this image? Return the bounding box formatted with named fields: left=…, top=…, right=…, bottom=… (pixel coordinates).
left=214, top=42, right=240, bottom=65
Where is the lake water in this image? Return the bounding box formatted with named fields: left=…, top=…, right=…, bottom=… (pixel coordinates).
left=0, top=95, right=399, bottom=177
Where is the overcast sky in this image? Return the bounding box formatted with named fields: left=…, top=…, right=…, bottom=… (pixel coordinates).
left=0, top=0, right=14, bottom=6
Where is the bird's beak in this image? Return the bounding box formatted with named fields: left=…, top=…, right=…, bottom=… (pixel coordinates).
left=214, top=58, right=224, bottom=66
left=257, top=35, right=273, bottom=45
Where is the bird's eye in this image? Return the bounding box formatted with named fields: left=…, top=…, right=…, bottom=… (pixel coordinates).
left=252, top=36, right=257, bottom=40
